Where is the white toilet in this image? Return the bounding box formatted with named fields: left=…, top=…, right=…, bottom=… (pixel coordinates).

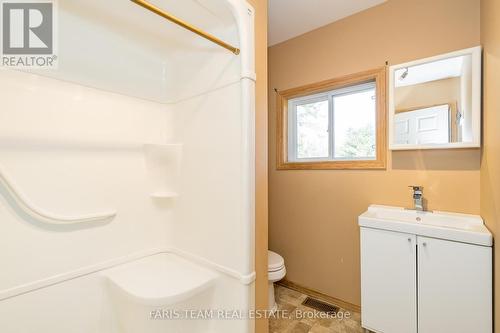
left=268, top=250, right=286, bottom=313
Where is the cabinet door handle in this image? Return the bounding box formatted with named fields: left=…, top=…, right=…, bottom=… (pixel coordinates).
left=407, top=238, right=412, bottom=242
left=422, top=242, right=427, bottom=247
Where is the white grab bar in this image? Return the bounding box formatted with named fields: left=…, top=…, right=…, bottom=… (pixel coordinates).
left=0, top=166, right=117, bottom=224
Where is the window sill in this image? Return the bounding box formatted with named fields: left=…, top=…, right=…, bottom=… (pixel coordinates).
left=276, top=159, right=386, bottom=170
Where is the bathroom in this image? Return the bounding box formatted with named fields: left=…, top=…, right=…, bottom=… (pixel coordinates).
left=0, top=0, right=499, bottom=332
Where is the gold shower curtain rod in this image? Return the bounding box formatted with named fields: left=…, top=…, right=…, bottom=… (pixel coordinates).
left=130, top=0, right=240, bottom=55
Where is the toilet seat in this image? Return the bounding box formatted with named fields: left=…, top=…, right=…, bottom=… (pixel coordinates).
left=268, top=251, right=286, bottom=282
left=268, top=251, right=285, bottom=272
left=268, top=266, right=286, bottom=282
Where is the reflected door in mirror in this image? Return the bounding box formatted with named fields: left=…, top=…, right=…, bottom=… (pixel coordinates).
left=394, top=104, right=451, bottom=145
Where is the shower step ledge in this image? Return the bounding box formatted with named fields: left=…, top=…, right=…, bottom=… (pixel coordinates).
left=0, top=166, right=116, bottom=225
left=102, top=253, right=217, bottom=306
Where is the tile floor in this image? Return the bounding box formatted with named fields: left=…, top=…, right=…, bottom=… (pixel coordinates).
left=269, top=285, right=364, bottom=333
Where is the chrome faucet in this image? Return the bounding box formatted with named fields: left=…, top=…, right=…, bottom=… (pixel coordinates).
left=409, top=185, right=424, bottom=211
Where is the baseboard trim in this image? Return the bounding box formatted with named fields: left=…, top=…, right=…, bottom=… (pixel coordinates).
left=277, top=279, right=361, bottom=313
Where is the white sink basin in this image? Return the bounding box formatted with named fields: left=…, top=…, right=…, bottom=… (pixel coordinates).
left=359, top=205, right=492, bottom=246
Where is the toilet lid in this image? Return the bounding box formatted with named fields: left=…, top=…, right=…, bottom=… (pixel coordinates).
left=268, top=251, right=285, bottom=272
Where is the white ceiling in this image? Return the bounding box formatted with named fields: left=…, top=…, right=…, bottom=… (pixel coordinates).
left=268, top=0, right=387, bottom=46
left=395, top=56, right=466, bottom=88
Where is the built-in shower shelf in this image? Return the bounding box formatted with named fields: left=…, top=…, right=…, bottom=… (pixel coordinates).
left=150, top=191, right=179, bottom=199
left=143, top=143, right=183, bottom=148
left=143, top=143, right=182, bottom=200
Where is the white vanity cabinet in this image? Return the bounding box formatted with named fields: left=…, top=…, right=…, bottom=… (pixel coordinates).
left=360, top=228, right=417, bottom=333
left=417, top=236, right=492, bottom=333
left=359, top=206, right=493, bottom=333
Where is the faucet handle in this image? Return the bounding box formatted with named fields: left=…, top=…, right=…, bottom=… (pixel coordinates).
left=408, top=185, right=423, bottom=192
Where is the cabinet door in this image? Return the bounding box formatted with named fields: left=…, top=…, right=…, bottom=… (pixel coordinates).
left=417, top=236, right=492, bottom=333
left=361, top=227, right=417, bottom=333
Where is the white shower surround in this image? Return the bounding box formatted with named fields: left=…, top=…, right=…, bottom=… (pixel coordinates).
left=0, top=0, right=255, bottom=332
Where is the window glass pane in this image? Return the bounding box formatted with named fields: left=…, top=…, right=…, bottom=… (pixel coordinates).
left=333, top=88, right=376, bottom=159
left=296, top=100, right=329, bottom=159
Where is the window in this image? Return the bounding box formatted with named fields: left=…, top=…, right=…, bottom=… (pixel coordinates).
left=276, top=68, right=386, bottom=170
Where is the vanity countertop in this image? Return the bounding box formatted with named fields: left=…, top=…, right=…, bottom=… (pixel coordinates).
left=359, top=205, right=492, bottom=246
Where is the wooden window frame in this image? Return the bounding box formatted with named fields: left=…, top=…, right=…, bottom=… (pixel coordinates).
left=276, top=67, right=387, bottom=170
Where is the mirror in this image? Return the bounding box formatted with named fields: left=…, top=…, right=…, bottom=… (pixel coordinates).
left=389, top=46, right=482, bottom=150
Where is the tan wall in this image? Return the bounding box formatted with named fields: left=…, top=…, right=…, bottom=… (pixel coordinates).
left=268, top=0, right=480, bottom=307
left=247, top=0, right=269, bottom=332
left=480, top=0, right=500, bottom=331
